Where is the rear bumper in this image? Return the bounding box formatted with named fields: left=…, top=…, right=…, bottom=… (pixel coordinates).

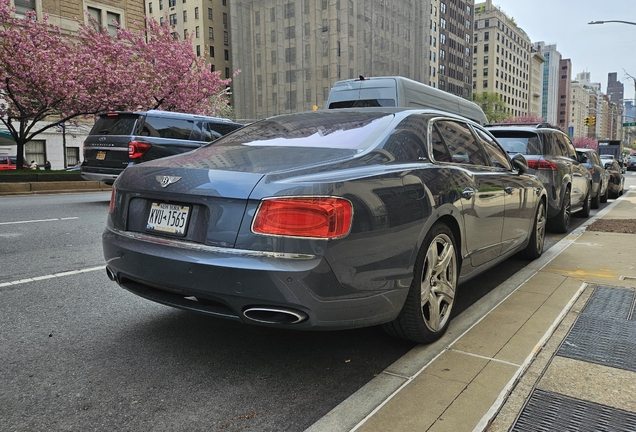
left=81, top=168, right=121, bottom=185
left=102, top=227, right=406, bottom=330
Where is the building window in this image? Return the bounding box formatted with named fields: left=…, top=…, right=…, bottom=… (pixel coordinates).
left=284, top=2, right=295, bottom=18
left=196, top=45, right=201, bottom=56
left=211, top=64, right=215, bottom=72
left=224, top=31, right=229, bottom=45
left=208, top=27, right=213, bottom=40
left=208, top=8, right=213, bottom=19
left=149, top=2, right=153, bottom=13
left=194, top=7, right=199, bottom=19
left=183, top=10, right=187, bottom=22
left=285, top=26, right=295, bottom=39
left=169, top=13, right=177, bottom=26
left=224, top=49, right=229, bottom=60
left=223, top=12, right=227, bottom=28
left=169, top=0, right=176, bottom=6
left=322, top=65, right=329, bottom=78
left=285, top=47, right=296, bottom=62
left=210, top=46, right=214, bottom=57
left=159, top=0, right=163, bottom=10
left=195, top=26, right=200, bottom=38
left=271, top=50, right=276, bottom=64
left=254, top=11, right=260, bottom=25
left=26, top=140, right=46, bottom=166
left=272, top=73, right=277, bottom=84
left=287, top=91, right=297, bottom=110
left=87, top=7, right=121, bottom=37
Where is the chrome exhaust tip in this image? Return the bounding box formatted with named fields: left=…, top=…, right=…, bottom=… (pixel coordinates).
left=243, top=307, right=307, bottom=325
left=105, top=266, right=117, bottom=282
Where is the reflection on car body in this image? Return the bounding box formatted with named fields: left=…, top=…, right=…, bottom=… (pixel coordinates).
left=103, top=108, right=547, bottom=344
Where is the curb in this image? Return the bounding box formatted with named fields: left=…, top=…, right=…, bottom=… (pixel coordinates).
left=0, top=181, right=111, bottom=195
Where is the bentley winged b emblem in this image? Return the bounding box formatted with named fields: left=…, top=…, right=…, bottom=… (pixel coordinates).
left=156, top=175, right=182, bottom=188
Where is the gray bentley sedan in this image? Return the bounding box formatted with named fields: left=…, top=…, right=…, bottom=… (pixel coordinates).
left=103, top=108, right=547, bottom=344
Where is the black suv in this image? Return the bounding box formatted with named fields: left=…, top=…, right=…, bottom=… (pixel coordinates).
left=81, top=110, right=243, bottom=184
left=487, top=123, right=592, bottom=233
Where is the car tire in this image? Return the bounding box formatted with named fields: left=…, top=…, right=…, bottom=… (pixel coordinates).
left=382, top=222, right=458, bottom=344
left=591, top=187, right=600, bottom=209
left=600, top=186, right=608, bottom=203
left=575, top=187, right=591, bottom=218
left=524, top=199, right=546, bottom=260
left=548, top=187, right=571, bottom=233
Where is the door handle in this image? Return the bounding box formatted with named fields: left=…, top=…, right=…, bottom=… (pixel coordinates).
left=461, top=188, right=476, bottom=199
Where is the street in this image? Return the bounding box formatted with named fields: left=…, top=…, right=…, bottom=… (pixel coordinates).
left=1, top=176, right=634, bottom=431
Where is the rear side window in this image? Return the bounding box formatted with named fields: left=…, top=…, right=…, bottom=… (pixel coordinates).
left=207, top=121, right=242, bottom=138
left=435, top=120, right=487, bottom=165
left=90, top=114, right=139, bottom=136
left=141, top=116, right=194, bottom=140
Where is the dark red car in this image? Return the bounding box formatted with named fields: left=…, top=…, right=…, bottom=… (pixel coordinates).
left=0, top=156, right=28, bottom=170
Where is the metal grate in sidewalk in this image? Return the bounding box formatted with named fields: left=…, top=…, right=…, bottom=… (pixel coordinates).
left=511, top=389, right=636, bottom=432
left=556, top=286, right=636, bottom=373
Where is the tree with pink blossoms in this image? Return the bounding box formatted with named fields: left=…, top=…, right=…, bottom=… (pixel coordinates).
left=572, top=136, right=598, bottom=151
left=499, top=114, right=545, bottom=125
left=0, top=0, right=234, bottom=169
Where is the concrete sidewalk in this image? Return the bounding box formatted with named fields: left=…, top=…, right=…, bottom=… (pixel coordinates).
left=310, top=190, right=636, bottom=432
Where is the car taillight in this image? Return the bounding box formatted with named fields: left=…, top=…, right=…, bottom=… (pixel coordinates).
left=526, top=159, right=558, bottom=170
left=109, top=186, right=116, bottom=213
left=128, top=141, right=151, bottom=159
left=252, top=197, right=353, bottom=239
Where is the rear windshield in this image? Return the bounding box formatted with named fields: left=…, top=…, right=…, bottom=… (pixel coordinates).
left=210, top=111, right=394, bottom=150
left=489, top=131, right=542, bottom=155
left=329, top=99, right=396, bottom=109
left=89, top=114, right=139, bottom=135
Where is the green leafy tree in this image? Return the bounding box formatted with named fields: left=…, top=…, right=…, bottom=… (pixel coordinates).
left=471, top=92, right=508, bottom=123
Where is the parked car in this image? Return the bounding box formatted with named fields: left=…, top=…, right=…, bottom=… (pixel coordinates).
left=604, top=158, right=625, bottom=198
left=576, top=148, right=609, bottom=208
left=625, top=155, right=636, bottom=171
left=103, top=108, right=548, bottom=344
left=0, top=155, right=28, bottom=170
left=81, top=110, right=243, bottom=185
left=487, top=123, right=592, bottom=233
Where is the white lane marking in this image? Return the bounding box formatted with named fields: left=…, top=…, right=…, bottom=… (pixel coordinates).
left=0, top=266, right=104, bottom=287
left=0, top=217, right=79, bottom=225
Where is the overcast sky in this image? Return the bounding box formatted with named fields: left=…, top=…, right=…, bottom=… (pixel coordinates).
left=493, top=0, right=636, bottom=101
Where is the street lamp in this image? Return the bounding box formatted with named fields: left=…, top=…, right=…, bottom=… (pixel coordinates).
left=588, top=20, right=636, bottom=26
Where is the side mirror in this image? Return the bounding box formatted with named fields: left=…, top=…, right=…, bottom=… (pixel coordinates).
left=511, top=153, right=528, bottom=175
left=578, top=153, right=588, bottom=163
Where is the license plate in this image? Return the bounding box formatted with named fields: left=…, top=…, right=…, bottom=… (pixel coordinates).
left=96, top=151, right=106, bottom=160
left=146, top=203, right=190, bottom=236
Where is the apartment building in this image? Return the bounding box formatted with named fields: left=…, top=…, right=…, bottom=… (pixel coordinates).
left=557, top=58, right=571, bottom=131
left=533, top=42, right=562, bottom=125
left=570, top=80, right=589, bottom=139
left=429, top=0, right=440, bottom=88
left=473, top=0, right=532, bottom=118
left=229, top=0, right=432, bottom=122
left=437, top=0, right=473, bottom=99
left=145, top=0, right=233, bottom=84
left=528, top=49, right=545, bottom=118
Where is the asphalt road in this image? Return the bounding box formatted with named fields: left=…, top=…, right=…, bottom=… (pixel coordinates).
left=0, top=179, right=631, bottom=431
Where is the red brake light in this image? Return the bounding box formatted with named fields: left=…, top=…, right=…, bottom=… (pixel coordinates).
left=128, top=141, right=151, bottom=159
left=526, top=159, right=558, bottom=170
left=252, top=197, right=353, bottom=239
left=109, top=186, right=116, bottom=213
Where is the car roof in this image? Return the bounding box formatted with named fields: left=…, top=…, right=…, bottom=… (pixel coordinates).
left=266, top=107, right=487, bottom=128
left=99, top=110, right=241, bottom=125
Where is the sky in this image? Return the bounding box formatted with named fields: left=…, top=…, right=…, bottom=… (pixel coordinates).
left=492, top=0, right=636, bottom=101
